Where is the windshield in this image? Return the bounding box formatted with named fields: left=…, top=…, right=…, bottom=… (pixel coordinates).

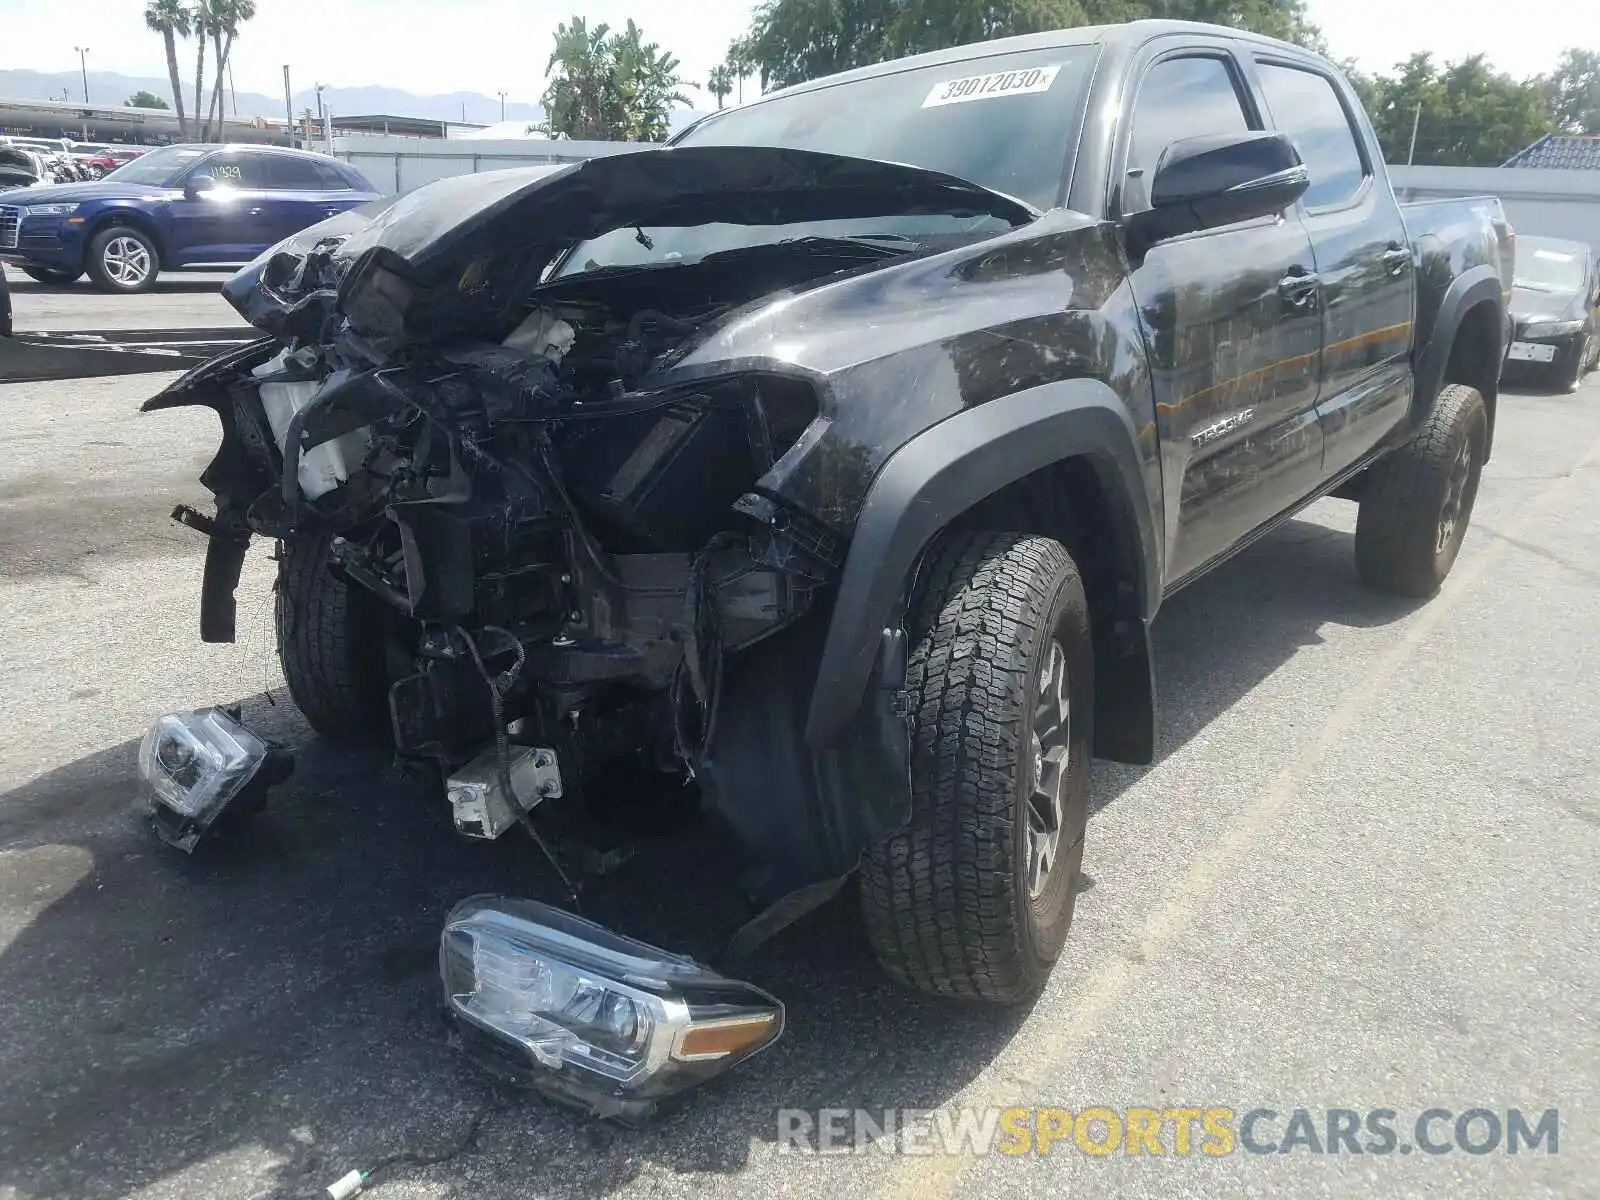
left=678, top=45, right=1097, bottom=209
left=101, top=144, right=211, bottom=187
left=552, top=44, right=1096, bottom=279
left=1514, top=240, right=1587, bottom=293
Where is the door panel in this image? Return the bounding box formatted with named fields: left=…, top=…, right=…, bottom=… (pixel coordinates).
left=258, top=154, right=351, bottom=243
left=168, top=154, right=281, bottom=262
left=1131, top=219, right=1324, bottom=580
left=1254, top=59, right=1415, bottom=477
left=1119, top=52, right=1326, bottom=583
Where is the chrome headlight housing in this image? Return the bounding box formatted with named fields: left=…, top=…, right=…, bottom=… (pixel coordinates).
left=441, top=896, right=784, bottom=1123
left=136, top=708, right=292, bottom=851
left=23, top=203, right=79, bottom=217
left=1522, top=318, right=1584, bottom=339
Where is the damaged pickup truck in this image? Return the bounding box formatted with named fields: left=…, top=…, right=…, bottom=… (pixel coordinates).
left=137, top=20, right=1514, bottom=1119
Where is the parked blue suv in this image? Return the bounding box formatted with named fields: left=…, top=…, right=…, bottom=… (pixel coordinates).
left=0, top=143, right=380, bottom=293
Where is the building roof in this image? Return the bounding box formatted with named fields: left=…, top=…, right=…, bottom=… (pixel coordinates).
left=1502, top=134, right=1600, bottom=169
left=330, top=114, right=484, bottom=138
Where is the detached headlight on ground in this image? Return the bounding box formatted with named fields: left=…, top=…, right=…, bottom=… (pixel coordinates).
left=441, top=896, right=784, bottom=1122
left=136, top=708, right=291, bottom=852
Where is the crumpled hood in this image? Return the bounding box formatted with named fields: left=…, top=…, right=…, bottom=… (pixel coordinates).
left=0, top=180, right=174, bottom=206
left=220, top=144, right=1037, bottom=344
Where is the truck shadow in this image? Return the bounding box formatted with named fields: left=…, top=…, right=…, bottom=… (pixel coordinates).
left=0, top=507, right=1419, bottom=1199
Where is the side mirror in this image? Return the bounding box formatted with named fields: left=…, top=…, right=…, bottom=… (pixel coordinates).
left=1125, top=131, right=1310, bottom=255
left=183, top=173, right=218, bottom=200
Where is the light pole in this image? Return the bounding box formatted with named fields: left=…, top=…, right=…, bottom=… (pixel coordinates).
left=74, top=46, right=90, bottom=104
left=498, top=91, right=508, bottom=122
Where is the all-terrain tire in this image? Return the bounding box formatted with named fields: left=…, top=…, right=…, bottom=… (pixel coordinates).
left=275, top=529, right=392, bottom=744
left=860, top=531, right=1094, bottom=1005
left=1355, top=383, right=1487, bottom=599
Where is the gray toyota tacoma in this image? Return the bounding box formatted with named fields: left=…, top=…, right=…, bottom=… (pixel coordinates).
left=137, top=19, right=1514, bottom=1120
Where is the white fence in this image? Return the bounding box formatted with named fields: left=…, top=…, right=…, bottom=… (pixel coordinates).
left=329, top=134, right=654, bottom=195
left=1390, top=165, right=1600, bottom=247
left=329, top=138, right=1600, bottom=251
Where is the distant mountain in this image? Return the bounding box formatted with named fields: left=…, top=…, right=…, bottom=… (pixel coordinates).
left=0, top=68, right=542, bottom=127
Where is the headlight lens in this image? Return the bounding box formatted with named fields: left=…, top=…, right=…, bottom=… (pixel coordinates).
left=441, top=895, right=784, bottom=1122
left=23, top=203, right=79, bottom=216
left=1522, top=319, right=1583, bottom=338
left=136, top=708, right=287, bottom=851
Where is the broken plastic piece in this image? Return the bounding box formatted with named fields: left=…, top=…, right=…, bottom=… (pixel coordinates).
left=502, top=308, right=576, bottom=362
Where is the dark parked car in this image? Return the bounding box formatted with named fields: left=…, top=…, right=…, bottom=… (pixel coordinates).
left=141, top=19, right=1513, bottom=1120
left=0, top=143, right=379, bottom=293
left=0, top=145, right=39, bottom=190
left=1505, top=235, right=1599, bottom=390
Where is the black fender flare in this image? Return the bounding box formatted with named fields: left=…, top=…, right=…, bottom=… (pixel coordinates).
left=1413, top=263, right=1505, bottom=436
left=142, top=337, right=281, bottom=643
left=804, top=377, right=1161, bottom=749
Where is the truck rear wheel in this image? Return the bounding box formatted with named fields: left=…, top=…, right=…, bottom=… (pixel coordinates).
left=860, top=531, right=1093, bottom=1005
left=275, top=529, right=392, bottom=744
left=1354, top=383, right=1487, bottom=598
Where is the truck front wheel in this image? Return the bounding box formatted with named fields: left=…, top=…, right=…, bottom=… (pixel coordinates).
left=860, top=531, right=1094, bottom=1005
left=1354, top=383, right=1487, bottom=598
left=275, top=529, right=393, bottom=744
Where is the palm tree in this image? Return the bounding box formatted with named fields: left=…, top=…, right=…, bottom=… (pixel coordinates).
left=706, top=63, right=734, bottom=110
left=143, top=0, right=191, bottom=139
left=205, top=0, right=256, bottom=136
left=190, top=0, right=214, bottom=140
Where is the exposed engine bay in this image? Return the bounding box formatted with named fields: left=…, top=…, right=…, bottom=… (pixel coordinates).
left=142, top=144, right=1034, bottom=906
left=251, top=245, right=863, bottom=775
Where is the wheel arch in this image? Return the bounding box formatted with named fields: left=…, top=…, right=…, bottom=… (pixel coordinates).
left=805, top=377, right=1161, bottom=764
left=84, top=206, right=169, bottom=267
left=1414, top=265, right=1505, bottom=460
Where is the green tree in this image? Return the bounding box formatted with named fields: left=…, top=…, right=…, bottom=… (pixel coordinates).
left=143, top=0, right=190, bottom=138
left=1128, top=0, right=1321, bottom=49
left=541, top=17, right=688, bottom=141
left=733, top=0, right=1322, bottom=90
left=126, top=89, right=170, bottom=109
left=706, top=63, right=735, bottom=109
left=1542, top=47, right=1600, bottom=134
left=1361, top=52, right=1555, bottom=166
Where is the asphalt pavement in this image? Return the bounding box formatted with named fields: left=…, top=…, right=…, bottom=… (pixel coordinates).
left=1, top=263, right=245, bottom=332
left=1, top=353, right=1597, bottom=1200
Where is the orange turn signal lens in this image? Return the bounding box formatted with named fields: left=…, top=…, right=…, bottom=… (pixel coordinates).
left=674, top=1013, right=780, bottom=1061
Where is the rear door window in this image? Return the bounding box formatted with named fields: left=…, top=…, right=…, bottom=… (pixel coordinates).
left=1254, top=62, right=1368, bottom=208
left=261, top=155, right=334, bottom=191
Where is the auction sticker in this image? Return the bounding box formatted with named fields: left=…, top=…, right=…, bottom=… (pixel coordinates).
left=922, top=64, right=1062, bottom=107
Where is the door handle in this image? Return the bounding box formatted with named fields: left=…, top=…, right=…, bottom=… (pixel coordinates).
left=248, top=207, right=264, bottom=216
left=1381, top=245, right=1412, bottom=275
left=1278, top=269, right=1320, bottom=309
